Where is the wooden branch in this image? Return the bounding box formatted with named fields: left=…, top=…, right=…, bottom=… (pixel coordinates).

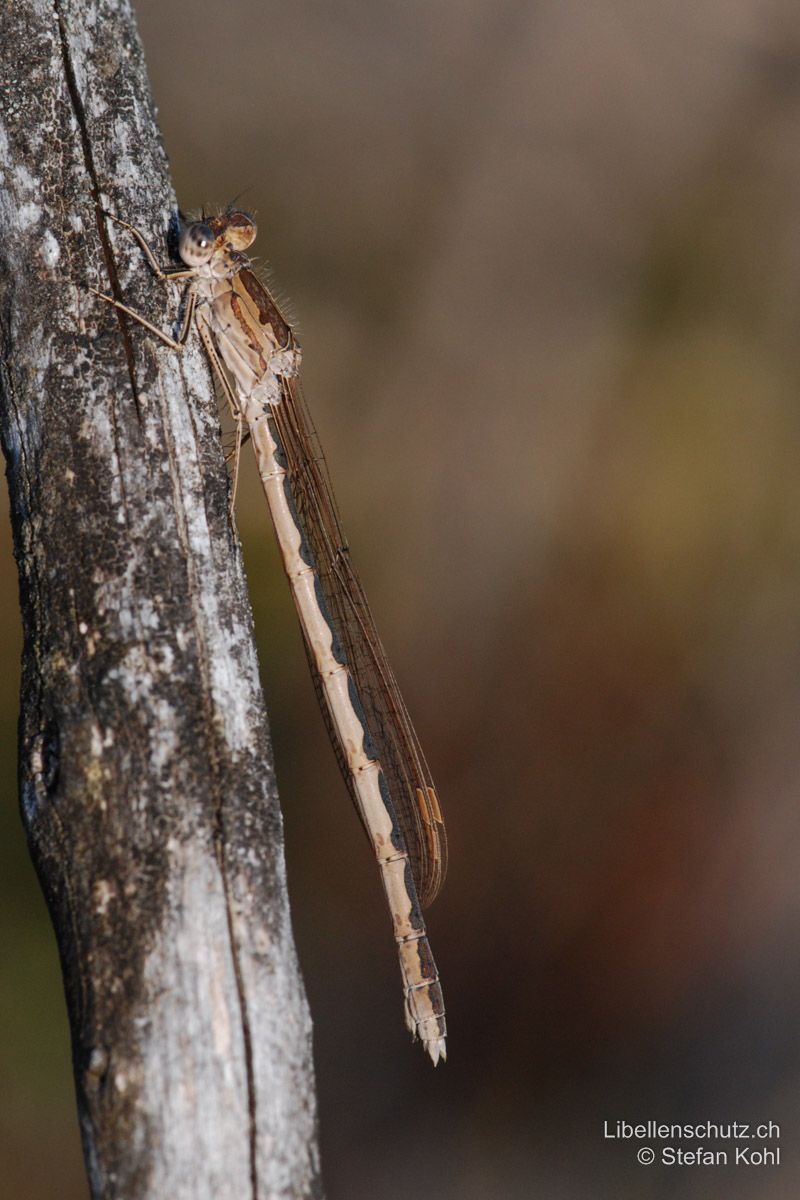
left=0, top=2, right=322, bottom=1196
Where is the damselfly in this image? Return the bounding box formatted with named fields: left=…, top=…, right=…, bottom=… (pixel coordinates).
left=91, top=209, right=448, bottom=1063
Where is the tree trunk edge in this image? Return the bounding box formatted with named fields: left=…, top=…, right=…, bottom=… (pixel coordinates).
left=0, top=2, right=323, bottom=1196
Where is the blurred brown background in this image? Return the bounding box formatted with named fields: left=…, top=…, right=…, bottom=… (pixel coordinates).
left=3, top=1, right=800, bottom=1196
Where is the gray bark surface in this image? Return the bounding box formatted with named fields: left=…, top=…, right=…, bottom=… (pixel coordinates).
left=0, top=2, right=322, bottom=1197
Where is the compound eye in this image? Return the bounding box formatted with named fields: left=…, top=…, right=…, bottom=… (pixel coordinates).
left=179, top=222, right=215, bottom=266
left=224, top=211, right=257, bottom=251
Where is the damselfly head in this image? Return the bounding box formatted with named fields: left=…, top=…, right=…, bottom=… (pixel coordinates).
left=179, top=222, right=216, bottom=267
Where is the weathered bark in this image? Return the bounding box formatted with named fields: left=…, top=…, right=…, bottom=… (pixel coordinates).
left=0, top=2, right=322, bottom=1197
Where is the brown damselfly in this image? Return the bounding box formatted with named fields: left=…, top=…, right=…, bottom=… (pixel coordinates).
left=92, top=209, right=448, bottom=1063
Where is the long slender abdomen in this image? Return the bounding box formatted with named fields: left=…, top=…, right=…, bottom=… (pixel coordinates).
left=245, top=404, right=446, bottom=1063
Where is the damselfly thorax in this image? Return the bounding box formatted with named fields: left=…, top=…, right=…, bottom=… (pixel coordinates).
left=92, top=209, right=448, bottom=1064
